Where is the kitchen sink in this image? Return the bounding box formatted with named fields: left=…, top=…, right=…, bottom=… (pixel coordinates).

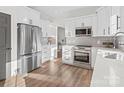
left=104, top=53, right=117, bottom=59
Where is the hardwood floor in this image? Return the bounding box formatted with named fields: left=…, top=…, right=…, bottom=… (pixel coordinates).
left=0, top=58, right=93, bottom=87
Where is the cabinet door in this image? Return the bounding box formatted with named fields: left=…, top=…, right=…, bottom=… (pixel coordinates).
left=112, top=6, right=120, bottom=16
left=96, top=7, right=116, bottom=36
left=112, top=6, right=121, bottom=33
left=42, top=22, right=49, bottom=37
left=65, top=20, right=75, bottom=37
left=47, top=24, right=57, bottom=37
left=92, top=15, right=97, bottom=36
left=91, top=47, right=98, bottom=68
left=121, top=6, right=124, bottom=33
left=62, top=46, right=74, bottom=64
left=50, top=48, right=57, bottom=60
left=75, top=17, right=84, bottom=27
left=105, top=6, right=112, bottom=36
left=83, top=16, right=92, bottom=27
left=42, top=26, right=46, bottom=37
left=97, top=7, right=106, bottom=36
left=62, top=51, right=73, bottom=64
left=70, top=21, right=76, bottom=37
left=65, top=21, right=71, bottom=37
left=42, top=46, right=50, bottom=63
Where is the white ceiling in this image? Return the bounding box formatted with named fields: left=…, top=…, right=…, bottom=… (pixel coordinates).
left=29, top=6, right=100, bottom=21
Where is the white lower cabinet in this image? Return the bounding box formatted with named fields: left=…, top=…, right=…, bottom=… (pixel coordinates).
left=42, top=45, right=58, bottom=63
left=50, top=47, right=57, bottom=60
left=91, top=47, right=98, bottom=68
left=62, top=45, right=74, bottom=64
left=42, top=46, right=51, bottom=63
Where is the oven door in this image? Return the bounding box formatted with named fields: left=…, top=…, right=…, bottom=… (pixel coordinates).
left=74, top=51, right=90, bottom=64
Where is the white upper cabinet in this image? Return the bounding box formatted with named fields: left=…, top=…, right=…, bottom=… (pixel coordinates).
left=15, top=7, right=41, bottom=26
left=64, top=6, right=121, bottom=37
left=64, top=14, right=97, bottom=37
left=41, top=20, right=48, bottom=37
left=65, top=19, right=76, bottom=37
left=47, top=24, right=57, bottom=37
left=105, top=7, right=112, bottom=36
left=110, top=6, right=120, bottom=35
left=41, top=20, right=57, bottom=37
left=120, top=6, right=124, bottom=33
left=112, top=6, right=120, bottom=16
left=96, top=7, right=108, bottom=36
left=92, top=15, right=97, bottom=36
left=75, top=17, right=84, bottom=27
left=83, top=16, right=92, bottom=27
left=95, top=6, right=121, bottom=37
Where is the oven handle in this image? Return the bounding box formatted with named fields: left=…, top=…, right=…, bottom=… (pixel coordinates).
left=74, top=50, right=91, bottom=54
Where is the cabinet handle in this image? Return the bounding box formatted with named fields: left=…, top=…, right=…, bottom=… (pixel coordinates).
left=103, top=29, right=105, bottom=35
left=6, top=48, right=12, bottom=50
left=108, top=27, right=110, bottom=35
left=117, top=16, right=120, bottom=30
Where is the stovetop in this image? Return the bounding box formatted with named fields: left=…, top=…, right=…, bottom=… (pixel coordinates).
left=74, top=45, right=92, bottom=51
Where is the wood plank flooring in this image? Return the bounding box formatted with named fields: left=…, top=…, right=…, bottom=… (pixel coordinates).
left=0, top=58, right=93, bottom=87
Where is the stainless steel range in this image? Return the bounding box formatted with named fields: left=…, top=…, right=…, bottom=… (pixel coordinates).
left=73, top=45, right=91, bottom=69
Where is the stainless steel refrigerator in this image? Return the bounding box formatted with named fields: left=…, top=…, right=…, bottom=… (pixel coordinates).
left=17, top=23, right=42, bottom=74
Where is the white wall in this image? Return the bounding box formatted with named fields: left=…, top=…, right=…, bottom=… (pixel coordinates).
left=0, top=6, right=41, bottom=76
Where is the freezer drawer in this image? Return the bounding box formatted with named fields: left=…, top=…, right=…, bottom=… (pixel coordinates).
left=17, top=57, right=28, bottom=75
left=25, top=56, right=33, bottom=72
left=37, top=53, right=42, bottom=67
left=32, top=54, right=37, bottom=70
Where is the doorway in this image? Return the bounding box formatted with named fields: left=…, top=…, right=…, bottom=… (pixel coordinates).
left=0, top=12, right=11, bottom=81
left=57, top=27, right=66, bottom=58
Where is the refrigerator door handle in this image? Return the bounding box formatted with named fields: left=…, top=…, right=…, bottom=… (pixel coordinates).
left=31, top=27, right=34, bottom=52
left=6, top=48, right=12, bottom=50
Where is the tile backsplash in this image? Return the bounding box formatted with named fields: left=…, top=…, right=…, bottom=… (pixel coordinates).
left=41, top=37, right=56, bottom=45
left=41, top=37, right=48, bottom=45
left=66, top=37, right=113, bottom=47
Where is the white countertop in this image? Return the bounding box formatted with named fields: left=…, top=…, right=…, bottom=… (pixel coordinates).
left=92, top=46, right=124, bottom=52
left=91, top=48, right=124, bottom=87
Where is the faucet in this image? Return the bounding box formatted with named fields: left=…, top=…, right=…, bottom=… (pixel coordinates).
left=113, top=32, right=124, bottom=48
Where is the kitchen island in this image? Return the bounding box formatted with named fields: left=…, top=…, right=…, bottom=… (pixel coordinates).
left=91, top=48, right=124, bottom=87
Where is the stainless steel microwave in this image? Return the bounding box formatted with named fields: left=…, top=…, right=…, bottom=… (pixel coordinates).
left=75, top=27, right=92, bottom=37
